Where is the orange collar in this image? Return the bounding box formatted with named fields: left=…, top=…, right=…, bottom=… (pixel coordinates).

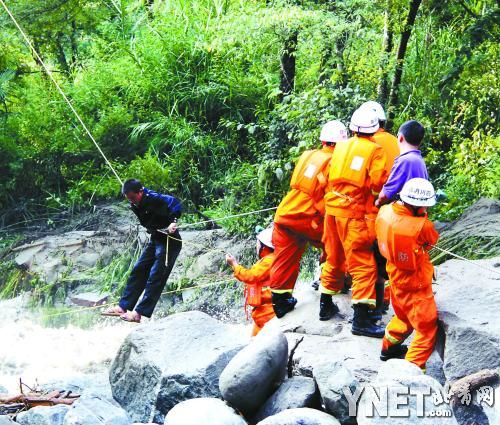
left=392, top=202, right=427, bottom=218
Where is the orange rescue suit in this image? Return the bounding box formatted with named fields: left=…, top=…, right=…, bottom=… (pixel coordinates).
left=233, top=247, right=276, bottom=336
left=368, top=129, right=399, bottom=303
left=320, top=136, right=387, bottom=304
left=376, top=203, right=439, bottom=369
left=270, top=146, right=333, bottom=292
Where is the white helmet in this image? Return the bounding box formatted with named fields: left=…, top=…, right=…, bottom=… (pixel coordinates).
left=360, top=100, right=386, bottom=122
left=349, top=108, right=380, bottom=134
left=257, top=227, right=274, bottom=249
left=319, top=120, right=348, bottom=143
left=400, top=178, right=437, bottom=207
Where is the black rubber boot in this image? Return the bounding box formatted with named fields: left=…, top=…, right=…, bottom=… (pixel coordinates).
left=272, top=292, right=297, bottom=318
left=367, top=307, right=383, bottom=323
left=380, top=344, right=408, bottom=361
left=351, top=304, right=385, bottom=338
left=319, top=293, right=339, bottom=321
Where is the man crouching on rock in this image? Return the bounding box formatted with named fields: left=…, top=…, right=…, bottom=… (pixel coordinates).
left=102, top=179, right=182, bottom=323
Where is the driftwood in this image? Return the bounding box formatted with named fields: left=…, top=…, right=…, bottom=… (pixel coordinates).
left=0, top=388, right=80, bottom=416
left=450, top=369, right=500, bottom=407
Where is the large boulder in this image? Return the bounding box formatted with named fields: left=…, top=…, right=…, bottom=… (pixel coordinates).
left=64, top=394, right=131, bottom=425
left=256, top=408, right=341, bottom=425
left=434, top=256, right=500, bottom=382
left=438, top=198, right=499, bottom=238
left=286, top=327, right=382, bottom=383
left=164, top=398, right=247, bottom=425
left=110, top=311, right=247, bottom=423
left=253, top=376, right=320, bottom=422
left=314, top=362, right=359, bottom=425
left=219, top=327, right=288, bottom=415
left=357, top=359, right=456, bottom=424
left=271, top=285, right=351, bottom=337
left=17, top=405, right=69, bottom=425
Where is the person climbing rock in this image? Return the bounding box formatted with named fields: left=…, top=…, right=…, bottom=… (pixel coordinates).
left=102, top=179, right=182, bottom=323
left=359, top=101, right=399, bottom=320
left=376, top=178, right=439, bottom=370
left=226, top=227, right=276, bottom=336
left=321, top=107, right=388, bottom=338
left=269, top=120, right=348, bottom=320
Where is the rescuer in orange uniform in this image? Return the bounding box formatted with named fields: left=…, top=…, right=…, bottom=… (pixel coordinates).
left=226, top=227, right=276, bottom=336
left=360, top=101, right=399, bottom=317
left=321, top=108, right=387, bottom=338
left=376, top=178, right=439, bottom=369
left=269, top=120, right=349, bottom=319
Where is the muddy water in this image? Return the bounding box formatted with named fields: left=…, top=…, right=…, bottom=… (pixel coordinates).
left=0, top=295, right=132, bottom=393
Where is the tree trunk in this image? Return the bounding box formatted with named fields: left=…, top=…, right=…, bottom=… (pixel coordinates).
left=377, top=0, right=393, bottom=105
left=386, top=0, right=422, bottom=129
left=70, top=21, right=78, bottom=69
left=56, top=32, right=70, bottom=75
left=279, top=30, right=298, bottom=100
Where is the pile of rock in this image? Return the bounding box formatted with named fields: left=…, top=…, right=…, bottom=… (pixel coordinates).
left=4, top=254, right=498, bottom=425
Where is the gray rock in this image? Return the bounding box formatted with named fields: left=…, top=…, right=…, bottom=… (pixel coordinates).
left=438, top=198, right=499, bottom=238
left=0, top=416, right=16, bottom=425
left=70, top=292, right=110, bottom=307
left=314, top=361, right=359, bottom=425
left=434, top=257, right=500, bottom=382
left=447, top=369, right=500, bottom=425
left=375, top=358, right=423, bottom=381
left=254, top=377, right=320, bottom=422
left=40, top=373, right=113, bottom=401
left=75, top=253, right=100, bottom=268
left=110, top=311, right=247, bottom=423
left=17, top=405, right=69, bottom=425
left=164, top=398, right=247, bottom=425
left=256, top=408, right=341, bottom=425
left=271, top=285, right=350, bottom=337
left=357, top=359, right=456, bottom=424
left=482, top=385, right=500, bottom=425
left=63, top=394, right=131, bottom=425
left=287, top=328, right=382, bottom=383
left=219, top=327, right=288, bottom=415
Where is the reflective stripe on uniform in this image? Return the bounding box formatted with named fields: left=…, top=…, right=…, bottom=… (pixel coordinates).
left=319, top=286, right=343, bottom=296
left=270, top=289, right=294, bottom=294
left=384, top=329, right=402, bottom=345
left=352, top=298, right=377, bottom=307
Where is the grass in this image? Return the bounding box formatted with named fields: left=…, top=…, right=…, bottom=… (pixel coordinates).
left=430, top=235, right=500, bottom=265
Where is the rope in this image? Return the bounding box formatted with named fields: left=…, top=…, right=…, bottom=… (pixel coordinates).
left=429, top=243, right=500, bottom=276
left=43, top=276, right=236, bottom=318
left=176, top=206, right=278, bottom=230
left=43, top=231, right=239, bottom=319
left=0, top=0, right=123, bottom=186
left=166, top=234, right=229, bottom=254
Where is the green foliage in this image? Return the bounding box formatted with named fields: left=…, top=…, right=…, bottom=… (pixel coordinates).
left=0, top=0, right=498, bottom=231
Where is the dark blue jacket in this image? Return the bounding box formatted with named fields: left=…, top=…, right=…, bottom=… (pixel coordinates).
left=130, top=188, right=182, bottom=241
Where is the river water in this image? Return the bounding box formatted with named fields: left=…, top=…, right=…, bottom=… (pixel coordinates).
left=0, top=295, right=132, bottom=393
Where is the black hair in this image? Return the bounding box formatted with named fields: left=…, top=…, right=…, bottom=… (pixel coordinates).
left=357, top=131, right=376, bottom=137
left=379, top=119, right=386, bottom=129
left=122, top=179, right=143, bottom=194
left=398, top=120, right=425, bottom=147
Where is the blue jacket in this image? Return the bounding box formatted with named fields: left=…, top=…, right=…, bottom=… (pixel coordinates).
left=130, top=188, right=182, bottom=240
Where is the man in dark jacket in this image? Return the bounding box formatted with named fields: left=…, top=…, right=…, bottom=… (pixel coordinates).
left=103, top=179, right=182, bottom=322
